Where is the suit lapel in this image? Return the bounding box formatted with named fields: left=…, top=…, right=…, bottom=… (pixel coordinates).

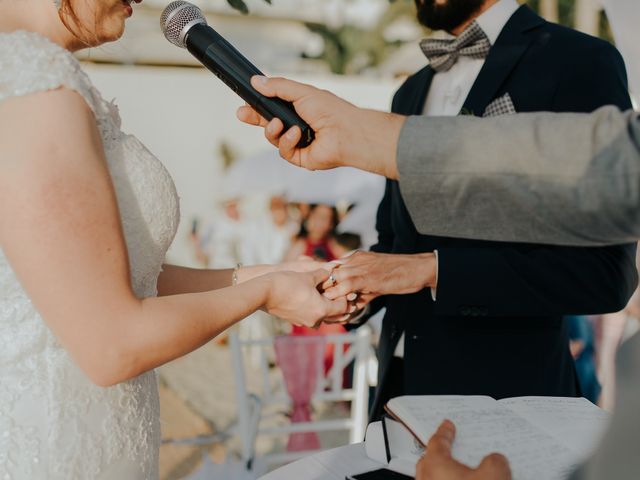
left=396, top=66, right=436, bottom=116
left=462, top=5, right=545, bottom=116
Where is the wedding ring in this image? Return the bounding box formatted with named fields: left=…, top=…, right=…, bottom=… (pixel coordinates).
left=329, top=273, right=337, bottom=286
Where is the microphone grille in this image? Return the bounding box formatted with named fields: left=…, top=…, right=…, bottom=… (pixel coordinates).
left=160, top=1, right=207, bottom=48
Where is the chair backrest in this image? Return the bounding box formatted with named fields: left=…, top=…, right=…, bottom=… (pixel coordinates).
left=230, top=327, right=372, bottom=467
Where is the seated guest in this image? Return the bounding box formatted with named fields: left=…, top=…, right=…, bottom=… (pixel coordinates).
left=285, top=204, right=349, bottom=263
left=566, top=315, right=600, bottom=404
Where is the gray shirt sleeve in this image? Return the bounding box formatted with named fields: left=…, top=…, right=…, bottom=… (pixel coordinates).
left=397, top=106, right=640, bottom=246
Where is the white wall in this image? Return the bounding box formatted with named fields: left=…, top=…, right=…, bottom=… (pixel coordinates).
left=601, top=0, right=640, bottom=101
left=84, top=64, right=402, bottom=265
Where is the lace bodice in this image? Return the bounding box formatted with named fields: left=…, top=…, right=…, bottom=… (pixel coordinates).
left=0, top=31, right=180, bottom=479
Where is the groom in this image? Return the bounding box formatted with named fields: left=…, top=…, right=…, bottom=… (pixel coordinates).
left=344, top=0, right=637, bottom=420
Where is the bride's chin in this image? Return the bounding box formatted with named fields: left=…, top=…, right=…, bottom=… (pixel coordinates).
left=94, top=26, right=126, bottom=46
left=64, top=26, right=124, bottom=50
left=105, top=29, right=125, bottom=43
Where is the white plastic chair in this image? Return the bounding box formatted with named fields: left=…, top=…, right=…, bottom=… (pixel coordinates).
left=230, top=326, right=372, bottom=470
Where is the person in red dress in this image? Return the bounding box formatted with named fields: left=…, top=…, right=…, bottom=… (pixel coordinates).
left=285, top=204, right=351, bottom=372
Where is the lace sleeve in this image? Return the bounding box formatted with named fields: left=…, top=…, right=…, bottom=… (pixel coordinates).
left=0, top=30, right=99, bottom=115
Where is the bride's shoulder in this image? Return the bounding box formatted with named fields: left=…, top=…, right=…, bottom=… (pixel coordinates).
left=0, top=30, right=93, bottom=105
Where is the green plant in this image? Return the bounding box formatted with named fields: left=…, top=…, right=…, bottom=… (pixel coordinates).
left=226, top=0, right=401, bottom=15
left=218, top=141, right=237, bottom=171
left=226, top=0, right=271, bottom=15
left=303, top=0, right=421, bottom=74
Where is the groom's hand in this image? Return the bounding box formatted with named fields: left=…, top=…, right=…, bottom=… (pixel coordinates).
left=322, top=251, right=438, bottom=305
left=236, top=76, right=405, bottom=179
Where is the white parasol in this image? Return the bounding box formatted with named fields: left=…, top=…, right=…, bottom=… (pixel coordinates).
left=224, top=150, right=386, bottom=247
left=224, top=150, right=385, bottom=205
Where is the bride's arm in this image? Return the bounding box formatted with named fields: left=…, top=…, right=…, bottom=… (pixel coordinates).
left=157, top=265, right=237, bottom=296
left=0, top=89, right=346, bottom=388
left=157, top=262, right=324, bottom=296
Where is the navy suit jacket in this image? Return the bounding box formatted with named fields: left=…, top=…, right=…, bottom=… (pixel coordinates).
left=368, top=5, right=638, bottom=420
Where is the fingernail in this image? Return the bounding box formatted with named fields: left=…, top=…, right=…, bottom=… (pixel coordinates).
left=286, top=128, right=298, bottom=139
left=254, top=75, right=268, bottom=85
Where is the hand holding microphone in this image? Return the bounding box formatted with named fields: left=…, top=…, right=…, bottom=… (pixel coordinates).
left=238, top=76, right=360, bottom=170
left=238, top=76, right=406, bottom=179
left=160, top=1, right=405, bottom=177
left=160, top=0, right=315, bottom=148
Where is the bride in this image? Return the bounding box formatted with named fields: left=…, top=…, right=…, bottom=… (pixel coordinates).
left=0, top=1, right=350, bottom=478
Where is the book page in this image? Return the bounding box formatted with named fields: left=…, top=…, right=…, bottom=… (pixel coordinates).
left=499, top=396, right=610, bottom=463
left=386, top=418, right=425, bottom=463
left=387, top=396, right=578, bottom=480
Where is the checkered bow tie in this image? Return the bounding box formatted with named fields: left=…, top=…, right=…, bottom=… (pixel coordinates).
left=420, top=21, right=491, bottom=72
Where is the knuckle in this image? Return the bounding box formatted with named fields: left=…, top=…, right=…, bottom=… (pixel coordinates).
left=312, top=305, right=325, bottom=320
left=353, top=275, right=366, bottom=289
left=265, top=126, right=274, bottom=140
left=484, top=453, right=509, bottom=470
left=427, top=436, right=442, bottom=450
left=427, top=437, right=450, bottom=455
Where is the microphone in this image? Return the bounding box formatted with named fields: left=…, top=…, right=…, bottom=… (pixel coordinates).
left=160, top=1, right=315, bottom=148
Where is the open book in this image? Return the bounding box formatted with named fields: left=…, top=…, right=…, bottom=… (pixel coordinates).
left=366, top=396, right=610, bottom=480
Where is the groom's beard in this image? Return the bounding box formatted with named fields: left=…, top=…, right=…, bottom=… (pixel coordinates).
left=415, top=0, right=486, bottom=32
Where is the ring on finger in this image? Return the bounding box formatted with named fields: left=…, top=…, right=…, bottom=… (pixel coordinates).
left=329, top=273, right=337, bottom=286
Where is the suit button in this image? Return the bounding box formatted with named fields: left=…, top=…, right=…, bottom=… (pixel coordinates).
left=480, top=307, right=489, bottom=316
left=460, top=307, right=470, bottom=316
left=471, top=307, right=480, bottom=317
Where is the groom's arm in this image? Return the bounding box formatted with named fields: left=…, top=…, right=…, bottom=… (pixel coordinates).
left=397, top=107, right=640, bottom=246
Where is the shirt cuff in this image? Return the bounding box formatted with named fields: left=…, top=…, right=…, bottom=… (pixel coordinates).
left=430, top=249, right=439, bottom=301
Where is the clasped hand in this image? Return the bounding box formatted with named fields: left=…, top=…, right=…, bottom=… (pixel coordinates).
left=270, top=251, right=439, bottom=328
left=261, top=258, right=358, bottom=328
left=321, top=251, right=438, bottom=319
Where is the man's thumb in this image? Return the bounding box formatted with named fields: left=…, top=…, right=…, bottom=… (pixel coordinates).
left=251, top=76, right=314, bottom=103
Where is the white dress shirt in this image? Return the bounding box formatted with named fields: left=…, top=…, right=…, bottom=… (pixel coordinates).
left=394, top=0, right=520, bottom=358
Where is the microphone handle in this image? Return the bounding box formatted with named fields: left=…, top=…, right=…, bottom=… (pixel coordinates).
left=186, top=23, right=315, bottom=148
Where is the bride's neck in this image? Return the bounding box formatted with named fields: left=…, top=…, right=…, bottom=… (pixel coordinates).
left=0, top=1, right=75, bottom=51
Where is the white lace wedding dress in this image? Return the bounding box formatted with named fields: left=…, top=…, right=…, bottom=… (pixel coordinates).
left=0, top=31, right=180, bottom=479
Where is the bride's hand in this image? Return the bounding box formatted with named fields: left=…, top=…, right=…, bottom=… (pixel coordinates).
left=234, top=257, right=331, bottom=285
left=264, top=269, right=349, bottom=327
left=278, top=256, right=333, bottom=274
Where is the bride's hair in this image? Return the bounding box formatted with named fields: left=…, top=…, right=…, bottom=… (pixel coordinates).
left=57, top=0, right=98, bottom=46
